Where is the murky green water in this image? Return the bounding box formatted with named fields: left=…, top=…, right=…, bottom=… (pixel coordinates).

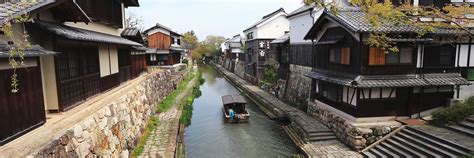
left=184, top=64, right=301, bottom=158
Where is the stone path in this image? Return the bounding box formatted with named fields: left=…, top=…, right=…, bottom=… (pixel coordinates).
left=214, top=64, right=361, bottom=157
left=304, top=140, right=362, bottom=158
left=138, top=74, right=196, bottom=158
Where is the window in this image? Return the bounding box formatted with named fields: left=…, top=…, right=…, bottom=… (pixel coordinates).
left=150, top=54, right=157, bottom=61
left=369, top=47, right=413, bottom=65
left=369, top=47, right=386, bottom=65
left=177, top=39, right=181, bottom=45
left=424, top=45, right=455, bottom=68
left=360, top=88, right=396, bottom=99
left=246, top=32, right=254, bottom=40
left=318, top=82, right=357, bottom=106
left=329, top=47, right=350, bottom=65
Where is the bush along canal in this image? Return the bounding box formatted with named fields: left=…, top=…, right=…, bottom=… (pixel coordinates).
left=183, top=64, right=302, bottom=157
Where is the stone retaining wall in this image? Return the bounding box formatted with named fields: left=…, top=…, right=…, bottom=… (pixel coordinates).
left=307, top=101, right=399, bottom=150
left=284, top=64, right=312, bottom=111
left=234, top=61, right=245, bottom=78
left=33, top=71, right=181, bottom=157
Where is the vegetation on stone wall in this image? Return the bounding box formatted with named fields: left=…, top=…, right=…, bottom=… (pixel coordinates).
left=431, top=96, right=474, bottom=126
left=132, top=116, right=160, bottom=157
left=180, top=71, right=204, bottom=126
left=261, top=60, right=278, bottom=86
left=156, top=71, right=195, bottom=113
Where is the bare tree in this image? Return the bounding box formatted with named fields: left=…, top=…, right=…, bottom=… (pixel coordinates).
left=125, top=13, right=144, bottom=31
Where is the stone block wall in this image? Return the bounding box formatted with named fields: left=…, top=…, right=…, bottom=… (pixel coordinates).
left=33, top=71, right=181, bottom=157
left=284, top=64, right=312, bottom=111
left=234, top=61, right=245, bottom=79
left=307, top=101, right=400, bottom=150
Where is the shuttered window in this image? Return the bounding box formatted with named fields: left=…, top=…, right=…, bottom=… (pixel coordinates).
left=369, top=47, right=386, bottom=65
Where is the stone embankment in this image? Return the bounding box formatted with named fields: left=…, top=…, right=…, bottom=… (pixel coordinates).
left=0, top=70, right=181, bottom=157
left=214, top=64, right=361, bottom=157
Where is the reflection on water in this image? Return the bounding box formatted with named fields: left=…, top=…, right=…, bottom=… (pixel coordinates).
left=184, top=64, right=301, bottom=158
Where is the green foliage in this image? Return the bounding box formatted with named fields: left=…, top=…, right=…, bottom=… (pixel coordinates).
left=262, top=60, right=278, bottom=86
left=431, top=96, right=474, bottom=126
left=2, top=14, right=32, bottom=93
left=157, top=71, right=196, bottom=113
left=182, top=31, right=199, bottom=51
left=180, top=71, right=204, bottom=126
left=132, top=116, right=160, bottom=157
left=182, top=58, right=188, bottom=64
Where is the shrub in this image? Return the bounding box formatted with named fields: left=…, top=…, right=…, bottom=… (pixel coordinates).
left=431, top=96, right=474, bottom=126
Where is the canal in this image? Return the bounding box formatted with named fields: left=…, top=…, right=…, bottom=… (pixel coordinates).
left=184, top=64, right=301, bottom=157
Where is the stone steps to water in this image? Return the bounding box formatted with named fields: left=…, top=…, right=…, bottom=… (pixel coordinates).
left=448, top=125, right=474, bottom=137
left=362, top=126, right=472, bottom=157
left=447, top=115, right=474, bottom=137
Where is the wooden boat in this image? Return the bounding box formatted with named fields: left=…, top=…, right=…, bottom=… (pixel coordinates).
left=222, top=94, right=250, bottom=123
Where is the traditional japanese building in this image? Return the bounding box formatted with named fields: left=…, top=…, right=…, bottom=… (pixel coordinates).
left=144, top=23, right=183, bottom=66
left=304, top=9, right=470, bottom=122
left=223, top=35, right=244, bottom=72
left=0, top=0, right=142, bottom=145
left=243, top=8, right=289, bottom=84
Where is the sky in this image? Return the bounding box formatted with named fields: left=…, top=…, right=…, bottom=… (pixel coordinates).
left=126, top=0, right=302, bottom=41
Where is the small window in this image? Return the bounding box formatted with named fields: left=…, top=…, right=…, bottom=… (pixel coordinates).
left=400, top=48, right=413, bottom=64
left=360, top=88, right=396, bottom=99
left=329, top=47, right=350, bottom=65
left=369, top=47, right=413, bottom=65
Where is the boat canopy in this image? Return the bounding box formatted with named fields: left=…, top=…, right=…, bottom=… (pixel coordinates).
left=222, top=95, right=247, bottom=105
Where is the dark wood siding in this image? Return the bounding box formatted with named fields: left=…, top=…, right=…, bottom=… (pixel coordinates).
left=131, top=54, right=146, bottom=78
left=0, top=61, right=46, bottom=145
left=56, top=43, right=100, bottom=111
left=314, top=27, right=361, bottom=75
left=76, top=0, right=123, bottom=28
left=290, top=44, right=313, bottom=67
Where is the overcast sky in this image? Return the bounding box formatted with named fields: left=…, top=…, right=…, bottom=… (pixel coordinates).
left=126, top=0, right=302, bottom=41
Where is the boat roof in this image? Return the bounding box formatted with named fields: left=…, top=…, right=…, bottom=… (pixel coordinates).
left=222, top=95, right=247, bottom=105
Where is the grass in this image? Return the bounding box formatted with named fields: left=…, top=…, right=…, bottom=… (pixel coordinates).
left=156, top=70, right=196, bottom=113
left=131, top=116, right=160, bottom=157
left=180, top=71, right=204, bottom=126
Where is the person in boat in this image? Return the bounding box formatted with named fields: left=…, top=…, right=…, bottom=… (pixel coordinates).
left=229, top=109, right=235, bottom=120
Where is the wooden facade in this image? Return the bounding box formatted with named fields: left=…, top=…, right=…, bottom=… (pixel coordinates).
left=55, top=42, right=101, bottom=111
left=76, top=0, right=123, bottom=28
left=0, top=59, right=46, bottom=145
left=148, top=32, right=171, bottom=50
left=308, top=26, right=462, bottom=118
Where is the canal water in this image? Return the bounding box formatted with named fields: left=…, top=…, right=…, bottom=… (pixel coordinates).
left=184, top=64, right=301, bottom=157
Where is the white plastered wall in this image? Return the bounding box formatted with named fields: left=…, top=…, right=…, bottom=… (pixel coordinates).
left=289, top=9, right=322, bottom=44
left=256, top=15, right=290, bottom=39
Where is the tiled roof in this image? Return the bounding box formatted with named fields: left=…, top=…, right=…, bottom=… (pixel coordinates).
left=144, top=22, right=173, bottom=34
left=243, top=8, right=286, bottom=32
left=287, top=4, right=317, bottom=18
left=0, top=44, right=58, bottom=58
left=0, top=0, right=54, bottom=25
left=32, top=20, right=142, bottom=46
left=271, top=33, right=290, bottom=44
left=132, top=45, right=147, bottom=51
left=121, top=27, right=140, bottom=37
left=305, top=69, right=469, bottom=88
left=327, top=9, right=461, bottom=35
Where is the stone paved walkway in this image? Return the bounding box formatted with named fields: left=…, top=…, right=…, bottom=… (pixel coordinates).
left=214, top=64, right=361, bottom=157
left=304, top=140, right=362, bottom=158
left=138, top=73, right=196, bottom=158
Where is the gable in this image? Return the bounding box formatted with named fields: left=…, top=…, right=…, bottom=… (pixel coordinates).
left=147, top=28, right=171, bottom=36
